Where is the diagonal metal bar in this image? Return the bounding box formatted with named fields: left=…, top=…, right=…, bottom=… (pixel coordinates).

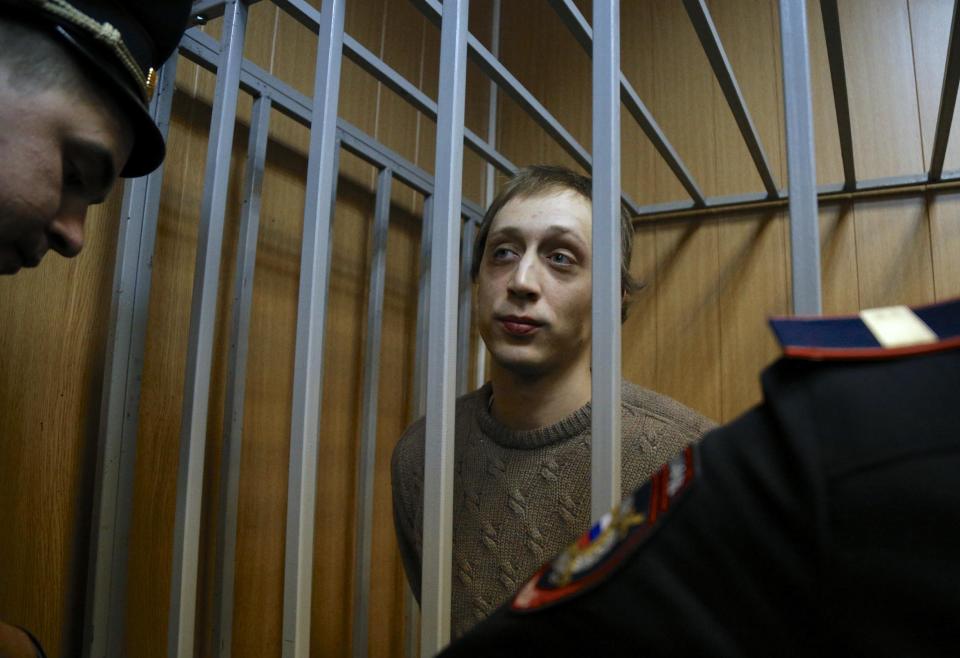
left=683, top=0, right=778, bottom=196
left=929, top=0, right=960, bottom=180
left=343, top=34, right=517, bottom=177
left=180, top=28, right=507, bottom=209
left=548, top=0, right=705, bottom=206
left=421, top=0, right=470, bottom=652
left=168, top=2, right=248, bottom=656
left=819, top=0, right=856, bottom=190
left=281, top=0, right=345, bottom=655
left=211, top=93, right=272, bottom=658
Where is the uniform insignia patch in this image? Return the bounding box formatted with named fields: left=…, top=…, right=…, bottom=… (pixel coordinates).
left=510, top=445, right=699, bottom=612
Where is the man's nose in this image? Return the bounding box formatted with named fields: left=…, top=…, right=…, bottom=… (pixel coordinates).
left=507, top=253, right=541, bottom=298
left=47, top=205, right=86, bottom=258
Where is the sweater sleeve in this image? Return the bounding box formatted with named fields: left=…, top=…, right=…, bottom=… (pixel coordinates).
left=391, top=423, right=424, bottom=603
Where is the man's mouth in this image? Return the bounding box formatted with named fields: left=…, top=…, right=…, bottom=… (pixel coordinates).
left=498, top=315, right=543, bottom=336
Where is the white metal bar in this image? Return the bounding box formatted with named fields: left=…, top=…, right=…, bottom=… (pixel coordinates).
left=281, top=0, right=346, bottom=654
left=168, top=1, right=247, bottom=655
left=780, top=0, right=822, bottom=315
left=212, top=93, right=272, bottom=658
left=591, top=0, right=622, bottom=519
left=352, top=167, right=393, bottom=658
left=421, top=0, right=470, bottom=653
left=84, top=53, right=178, bottom=658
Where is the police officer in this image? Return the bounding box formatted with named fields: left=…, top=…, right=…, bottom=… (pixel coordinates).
left=0, top=1, right=192, bottom=654
left=441, top=299, right=960, bottom=657
left=0, top=0, right=192, bottom=274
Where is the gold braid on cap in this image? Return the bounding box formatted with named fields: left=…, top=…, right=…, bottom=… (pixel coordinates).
left=24, top=0, right=148, bottom=99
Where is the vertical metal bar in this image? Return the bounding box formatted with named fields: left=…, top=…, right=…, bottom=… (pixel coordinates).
left=476, top=0, right=500, bottom=392
left=591, top=0, right=622, bottom=519
left=404, top=195, right=431, bottom=658
left=421, top=0, right=470, bottom=653
left=819, top=0, right=856, bottom=190
left=282, top=0, right=345, bottom=655
left=929, top=0, right=960, bottom=180
left=212, top=94, right=272, bottom=658
left=456, top=218, right=475, bottom=396
left=352, top=167, right=393, bottom=658
left=168, top=2, right=248, bottom=656
left=84, top=53, right=178, bottom=658
left=683, top=0, right=778, bottom=197
left=780, top=0, right=822, bottom=315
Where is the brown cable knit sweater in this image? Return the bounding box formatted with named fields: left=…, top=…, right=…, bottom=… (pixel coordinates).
left=390, top=380, right=716, bottom=638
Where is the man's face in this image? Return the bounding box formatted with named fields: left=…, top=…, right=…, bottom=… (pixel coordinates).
left=477, top=189, right=593, bottom=378
left=0, top=69, right=133, bottom=275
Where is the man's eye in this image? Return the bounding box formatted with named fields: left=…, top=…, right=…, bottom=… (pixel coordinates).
left=548, top=252, right=574, bottom=266
left=491, top=246, right=517, bottom=261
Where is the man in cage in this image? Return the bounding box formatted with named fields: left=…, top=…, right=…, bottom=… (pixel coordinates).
left=440, top=298, right=960, bottom=656
left=390, top=164, right=716, bottom=638
left=0, top=1, right=191, bottom=654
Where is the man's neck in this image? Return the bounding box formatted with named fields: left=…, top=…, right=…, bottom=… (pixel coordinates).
left=488, top=361, right=592, bottom=431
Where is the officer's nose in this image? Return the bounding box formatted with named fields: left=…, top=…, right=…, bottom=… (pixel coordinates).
left=47, top=204, right=86, bottom=258
left=507, top=253, right=541, bottom=299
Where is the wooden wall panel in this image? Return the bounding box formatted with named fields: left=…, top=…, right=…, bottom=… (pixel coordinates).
left=854, top=198, right=935, bottom=308
left=842, top=0, right=924, bottom=179
left=0, top=183, right=123, bottom=656
left=928, top=194, right=960, bottom=300
left=711, top=0, right=790, bottom=420
left=818, top=203, right=861, bottom=314
left=646, top=0, right=722, bottom=421
left=907, top=0, right=960, bottom=172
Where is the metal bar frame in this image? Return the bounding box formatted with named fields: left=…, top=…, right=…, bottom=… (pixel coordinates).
left=683, top=0, right=779, bottom=197
left=281, top=0, right=345, bottom=656
left=590, top=0, right=623, bottom=519
left=342, top=34, right=517, bottom=178
left=819, top=0, right=856, bottom=190
left=548, top=0, right=706, bottom=207
left=405, top=195, right=433, bottom=658
left=211, top=94, right=272, bottom=658
left=168, top=2, right=248, bottom=656
left=84, top=53, right=178, bottom=658
left=929, top=0, right=960, bottom=180
left=780, top=0, right=822, bottom=315
left=352, top=167, right=393, bottom=658
left=409, top=0, right=640, bottom=216
left=420, top=0, right=470, bottom=653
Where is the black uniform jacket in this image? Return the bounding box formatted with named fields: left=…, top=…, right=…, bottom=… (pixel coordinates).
left=441, top=299, right=960, bottom=657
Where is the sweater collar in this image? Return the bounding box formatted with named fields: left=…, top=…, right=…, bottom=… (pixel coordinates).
left=476, top=382, right=594, bottom=450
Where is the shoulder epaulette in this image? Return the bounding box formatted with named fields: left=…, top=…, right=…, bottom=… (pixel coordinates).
left=769, top=297, right=960, bottom=360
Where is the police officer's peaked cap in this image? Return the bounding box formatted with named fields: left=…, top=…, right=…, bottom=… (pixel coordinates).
left=2, top=0, right=194, bottom=177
